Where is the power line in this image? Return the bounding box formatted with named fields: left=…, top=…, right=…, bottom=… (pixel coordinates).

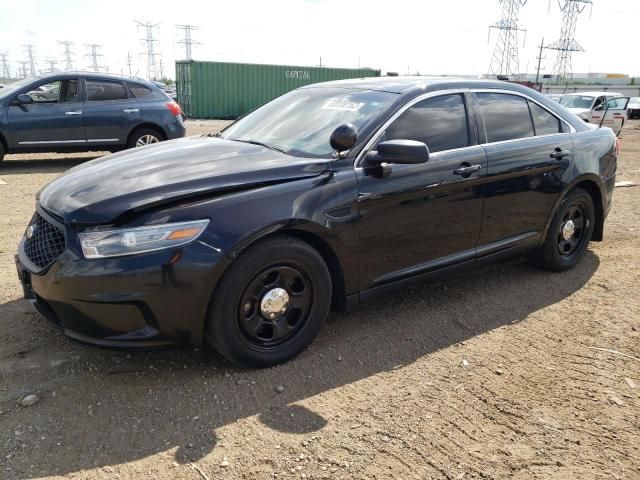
left=545, top=0, right=593, bottom=82
left=58, top=40, right=75, bottom=70
left=488, top=0, right=528, bottom=77
left=176, top=24, right=200, bottom=60
left=136, top=20, right=160, bottom=80
left=23, top=44, right=37, bottom=77
left=84, top=43, right=103, bottom=72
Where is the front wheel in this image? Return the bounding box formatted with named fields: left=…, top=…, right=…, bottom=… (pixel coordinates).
left=206, top=235, right=332, bottom=368
left=530, top=188, right=595, bottom=272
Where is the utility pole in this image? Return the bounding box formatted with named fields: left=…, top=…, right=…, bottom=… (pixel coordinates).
left=126, top=52, right=133, bottom=75
left=0, top=53, right=10, bottom=80
left=46, top=59, right=58, bottom=73
left=136, top=20, right=160, bottom=80
left=18, top=61, right=29, bottom=78
left=159, top=57, right=164, bottom=79
left=488, top=0, right=528, bottom=78
left=176, top=24, right=200, bottom=60
left=58, top=40, right=75, bottom=70
left=84, top=44, right=103, bottom=72
left=535, top=37, right=545, bottom=84
left=23, top=44, right=37, bottom=76
left=545, top=0, right=593, bottom=82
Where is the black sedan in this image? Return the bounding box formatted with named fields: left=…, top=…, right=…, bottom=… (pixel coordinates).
left=16, top=77, right=618, bottom=367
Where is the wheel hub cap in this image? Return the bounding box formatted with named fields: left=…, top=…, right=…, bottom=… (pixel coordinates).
left=260, top=288, right=290, bottom=320
left=562, top=219, right=576, bottom=241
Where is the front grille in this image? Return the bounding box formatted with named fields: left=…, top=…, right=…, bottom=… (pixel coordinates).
left=23, top=212, right=66, bottom=270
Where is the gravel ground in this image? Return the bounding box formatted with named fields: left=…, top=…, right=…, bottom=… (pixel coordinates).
left=0, top=120, right=639, bottom=479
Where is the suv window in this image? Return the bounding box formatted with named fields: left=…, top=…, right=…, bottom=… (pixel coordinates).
left=384, top=94, right=469, bottom=153
left=528, top=101, right=561, bottom=136
left=476, top=93, right=534, bottom=143
left=86, top=80, right=128, bottom=101
left=25, top=80, right=79, bottom=103
left=128, top=83, right=152, bottom=98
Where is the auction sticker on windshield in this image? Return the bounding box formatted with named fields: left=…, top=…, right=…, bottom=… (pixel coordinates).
left=323, top=98, right=365, bottom=111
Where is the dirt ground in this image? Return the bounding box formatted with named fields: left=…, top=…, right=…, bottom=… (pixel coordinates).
left=0, top=120, right=638, bottom=480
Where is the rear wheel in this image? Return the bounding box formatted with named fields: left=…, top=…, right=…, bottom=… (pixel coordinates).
left=0, top=142, right=4, bottom=163
left=206, top=235, right=332, bottom=368
left=530, top=188, right=595, bottom=272
left=127, top=127, right=163, bottom=149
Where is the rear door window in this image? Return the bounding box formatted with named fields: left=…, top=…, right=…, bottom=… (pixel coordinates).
left=528, top=101, right=562, bottom=136
left=128, top=83, right=152, bottom=98
left=476, top=93, right=534, bottom=143
left=86, top=80, right=129, bottom=101
left=384, top=93, right=469, bottom=153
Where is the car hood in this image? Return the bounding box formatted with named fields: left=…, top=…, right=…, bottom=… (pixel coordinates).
left=566, top=107, right=591, bottom=116
left=38, top=136, right=331, bottom=225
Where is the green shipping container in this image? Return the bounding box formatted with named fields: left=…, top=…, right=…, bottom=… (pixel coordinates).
left=175, top=60, right=381, bottom=119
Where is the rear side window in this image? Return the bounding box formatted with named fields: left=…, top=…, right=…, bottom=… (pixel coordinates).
left=86, top=80, right=128, bottom=101
left=476, top=93, right=534, bottom=143
left=384, top=94, right=469, bottom=153
left=128, top=83, right=152, bottom=98
left=528, top=101, right=561, bottom=136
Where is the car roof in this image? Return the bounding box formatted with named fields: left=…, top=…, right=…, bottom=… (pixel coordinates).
left=300, top=76, right=536, bottom=94
left=562, top=91, right=622, bottom=97
left=29, top=71, right=154, bottom=86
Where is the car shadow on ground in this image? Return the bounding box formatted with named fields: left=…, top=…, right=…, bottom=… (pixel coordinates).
left=0, top=252, right=600, bottom=478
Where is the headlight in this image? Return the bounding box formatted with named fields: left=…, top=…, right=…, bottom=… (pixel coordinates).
left=79, top=220, right=209, bottom=259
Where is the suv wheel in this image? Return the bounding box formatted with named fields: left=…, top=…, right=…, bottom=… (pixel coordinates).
left=0, top=141, right=4, bottom=162
left=206, top=235, right=332, bottom=368
left=128, top=127, right=163, bottom=149
left=530, top=188, right=595, bottom=272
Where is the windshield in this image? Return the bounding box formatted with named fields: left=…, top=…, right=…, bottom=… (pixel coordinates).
left=559, top=95, right=595, bottom=109
left=629, top=97, right=640, bottom=108
left=0, top=76, right=40, bottom=100
left=221, top=87, right=397, bottom=158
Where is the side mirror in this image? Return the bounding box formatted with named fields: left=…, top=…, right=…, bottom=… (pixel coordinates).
left=330, top=123, right=358, bottom=153
left=365, top=140, right=429, bottom=165
left=16, top=94, right=34, bottom=105
left=362, top=140, right=429, bottom=178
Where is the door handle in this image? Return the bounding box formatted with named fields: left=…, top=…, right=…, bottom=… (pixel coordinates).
left=64, top=111, right=82, bottom=116
left=123, top=108, right=139, bottom=113
left=550, top=148, right=571, bottom=160
left=453, top=164, right=482, bottom=176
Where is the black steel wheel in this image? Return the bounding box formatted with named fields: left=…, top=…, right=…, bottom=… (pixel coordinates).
left=556, top=203, right=587, bottom=258
left=237, top=264, right=313, bottom=350
left=530, top=188, right=595, bottom=272
left=206, top=235, right=331, bottom=368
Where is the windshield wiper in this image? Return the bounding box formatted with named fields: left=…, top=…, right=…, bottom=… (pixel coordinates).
left=231, top=138, right=287, bottom=154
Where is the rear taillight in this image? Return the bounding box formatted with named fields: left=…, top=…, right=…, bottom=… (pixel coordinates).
left=615, top=137, right=621, bottom=156
left=166, top=101, right=182, bottom=117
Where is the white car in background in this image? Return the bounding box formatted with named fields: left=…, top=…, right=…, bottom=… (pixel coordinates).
left=560, top=91, right=629, bottom=135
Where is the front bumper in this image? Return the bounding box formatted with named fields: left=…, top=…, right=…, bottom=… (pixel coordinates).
left=16, top=212, right=222, bottom=349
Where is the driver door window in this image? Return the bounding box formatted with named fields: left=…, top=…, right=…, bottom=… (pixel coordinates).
left=25, top=80, right=79, bottom=104
left=383, top=94, right=470, bottom=153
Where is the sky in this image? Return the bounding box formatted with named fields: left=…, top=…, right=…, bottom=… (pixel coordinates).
left=0, top=0, right=639, bottom=80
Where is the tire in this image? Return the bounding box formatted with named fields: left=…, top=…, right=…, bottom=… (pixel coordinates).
left=530, top=188, right=595, bottom=272
left=127, top=127, right=163, bottom=149
left=0, top=141, right=4, bottom=163
left=206, top=235, right=332, bottom=368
